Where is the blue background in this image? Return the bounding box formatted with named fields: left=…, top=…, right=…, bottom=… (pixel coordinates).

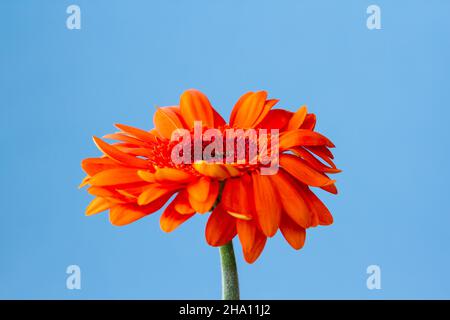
left=1, top=0, right=450, bottom=299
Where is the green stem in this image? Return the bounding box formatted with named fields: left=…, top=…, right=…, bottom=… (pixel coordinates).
left=219, top=241, right=240, bottom=300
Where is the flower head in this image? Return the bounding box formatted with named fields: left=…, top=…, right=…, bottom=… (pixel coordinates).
left=80, top=89, right=340, bottom=263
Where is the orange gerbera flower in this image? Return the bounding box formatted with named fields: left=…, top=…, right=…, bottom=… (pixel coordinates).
left=80, top=89, right=340, bottom=263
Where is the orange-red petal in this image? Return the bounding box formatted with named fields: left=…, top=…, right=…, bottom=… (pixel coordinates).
left=137, top=184, right=179, bottom=205
left=286, top=106, right=307, bottom=130
left=93, top=136, right=149, bottom=168
left=257, top=109, right=293, bottom=130
left=298, top=185, right=334, bottom=226
left=81, top=157, right=119, bottom=176
left=160, top=201, right=195, bottom=232
left=221, top=174, right=254, bottom=220
left=180, top=89, right=215, bottom=128
left=173, top=190, right=195, bottom=214
left=85, top=197, right=111, bottom=216
left=153, top=106, right=186, bottom=139
left=230, top=91, right=269, bottom=128
left=188, top=178, right=219, bottom=213
left=89, top=168, right=142, bottom=186
left=280, top=154, right=334, bottom=187
left=205, top=204, right=237, bottom=246
left=251, top=172, right=281, bottom=237
left=300, top=113, right=316, bottom=130
left=279, top=129, right=335, bottom=149
left=269, top=170, right=311, bottom=228
left=236, top=220, right=267, bottom=263
left=115, top=123, right=159, bottom=144
left=280, top=213, right=306, bottom=250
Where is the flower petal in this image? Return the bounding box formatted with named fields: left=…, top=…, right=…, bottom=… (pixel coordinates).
left=86, top=197, right=111, bottom=216
left=153, top=106, right=186, bottom=139
left=254, top=98, right=279, bottom=126
left=180, top=89, right=215, bottom=128
left=292, top=147, right=341, bottom=174
left=89, top=168, right=143, bottom=186
left=137, top=184, right=179, bottom=205
left=173, top=190, right=195, bottom=214
left=93, top=136, right=149, bottom=168
left=154, top=168, right=194, bottom=183
left=298, top=184, right=334, bottom=226
left=108, top=197, right=171, bottom=226
left=269, top=170, right=311, bottom=228
left=279, top=129, right=335, bottom=149
left=300, top=114, right=316, bottom=130
left=252, top=172, right=281, bottom=237
left=188, top=179, right=219, bottom=213
left=160, top=201, right=195, bottom=232
left=205, top=204, right=237, bottom=246
left=321, top=182, right=338, bottom=195
left=81, top=157, right=119, bottom=176
left=187, top=177, right=211, bottom=202
left=221, top=174, right=254, bottom=220
left=257, top=109, right=293, bottom=130
left=280, top=154, right=334, bottom=187
left=192, top=161, right=230, bottom=180
left=280, top=213, right=306, bottom=250
left=230, top=91, right=268, bottom=128
left=237, top=220, right=267, bottom=263
left=114, top=123, right=158, bottom=144
left=286, top=105, right=307, bottom=130
left=229, top=91, right=253, bottom=125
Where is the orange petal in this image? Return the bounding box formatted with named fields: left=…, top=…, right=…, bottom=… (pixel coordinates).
left=306, top=145, right=336, bottom=166
left=187, top=177, right=211, bottom=202
left=115, top=124, right=158, bottom=144
left=79, top=176, right=90, bottom=188
left=251, top=172, right=281, bottom=237
left=173, top=190, right=195, bottom=214
left=286, top=105, right=307, bottom=130
left=192, top=161, right=230, bottom=180
left=137, top=184, right=178, bottom=205
left=230, top=91, right=268, bottom=128
left=300, top=113, right=316, bottom=130
left=160, top=201, right=194, bottom=232
left=279, top=129, right=335, bottom=149
left=188, top=179, right=219, bottom=213
left=109, top=204, right=147, bottom=226
left=280, top=213, right=306, bottom=250
left=257, top=109, right=293, bottom=130
left=229, top=91, right=253, bottom=125
left=103, top=133, right=148, bottom=146
left=86, top=197, right=111, bottom=216
left=280, top=154, right=334, bottom=187
left=154, top=168, right=194, bottom=183
left=321, top=182, right=338, bottom=195
left=180, top=89, right=215, bottom=128
left=205, top=204, right=237, bottom=246
left=269, top=170, right=311, bottom=228
left=221, top=174, right=254, bottom=220
left=87, top=186, right=117, bottom=197
left=93, top=136, right=149, bottom=168
left=298, top=185, right=334, bottom=226
left=153, top=106, right=186, bottom=139
left=253, top=98, right=279, bottom=126
left=137, top=170, right=156, bottom=183
left=222, top=164, right=242, bottom=178
left=81, top=157, right=119, bottom=176
left=109, top=195, right=172, bottom=226
left=292, top=147, right=341, bottom=174
left=89, top=168, right=142, bottom=186
left=236, top=220, right=267, bottom=264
